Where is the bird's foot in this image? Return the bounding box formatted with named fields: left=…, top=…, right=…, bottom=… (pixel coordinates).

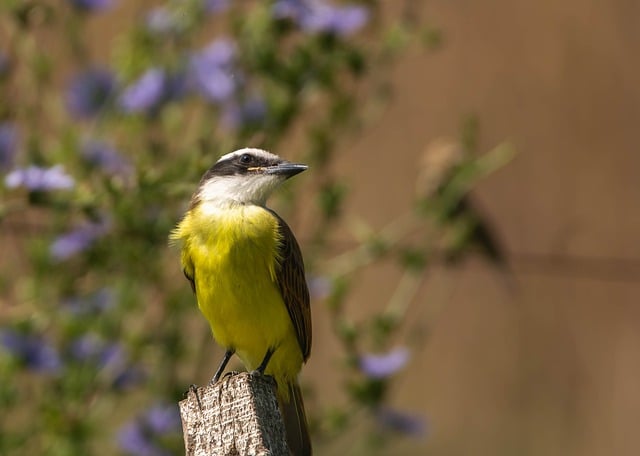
left=208, top=370, right=241, bottom=386
left=184, top=383, right=199, bottom=398
left=221, top=370, right=241, bottom=381
left=249, top=369, right=274, bottom=381
left=184, top=384, right=204, bottom=411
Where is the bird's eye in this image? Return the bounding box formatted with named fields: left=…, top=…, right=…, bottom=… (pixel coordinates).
left=239, top=154, right=252, bottom=165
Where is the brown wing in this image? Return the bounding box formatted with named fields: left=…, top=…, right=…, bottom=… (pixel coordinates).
left=270, top=211, right=312, bottom=362
left=181, top=247, right=196, bottom=295
left=183, top=268, right=196, bottom=294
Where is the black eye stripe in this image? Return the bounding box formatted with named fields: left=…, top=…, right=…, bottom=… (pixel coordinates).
left=203, top=153, right=279, bottom=179
left=236, top=154, right=274, bottom=168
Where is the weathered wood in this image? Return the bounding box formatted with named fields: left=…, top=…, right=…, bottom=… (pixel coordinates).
left=179, top=372, right=289, bottom=456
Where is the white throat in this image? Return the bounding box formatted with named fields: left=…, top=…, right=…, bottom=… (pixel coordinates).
left=198, top=173, right=284, bottom=208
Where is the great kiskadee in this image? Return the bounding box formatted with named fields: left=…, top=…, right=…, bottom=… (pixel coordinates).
left=170, top=148, right=312, bottom=455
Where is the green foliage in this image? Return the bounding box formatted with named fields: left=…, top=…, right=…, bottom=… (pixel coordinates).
left=0, top=1, right=514, bottom=454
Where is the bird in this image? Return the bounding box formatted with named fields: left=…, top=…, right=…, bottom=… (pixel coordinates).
left=170, top=148, right=312, bottom=455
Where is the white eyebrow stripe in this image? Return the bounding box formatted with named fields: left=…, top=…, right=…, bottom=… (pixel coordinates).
left=216, top=148, right=279, bottom=163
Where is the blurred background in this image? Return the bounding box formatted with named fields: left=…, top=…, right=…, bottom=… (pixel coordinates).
left=1, top=1, right=638, bottom=455
left=342, top=1, right=640, bottom=455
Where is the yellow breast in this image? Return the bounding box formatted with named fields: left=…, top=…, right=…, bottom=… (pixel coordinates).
left=171, top=203, right=302, bottom=382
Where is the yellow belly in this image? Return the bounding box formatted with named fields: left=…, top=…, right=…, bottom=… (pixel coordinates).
left=173, top=203, right=303, bottom=389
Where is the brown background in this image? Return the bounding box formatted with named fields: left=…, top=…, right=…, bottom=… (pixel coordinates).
left=51, top=0, right=640, bottom=454
left=313, top=0, right=640, bottom=455
left=324, top=0, right=640, bottom=455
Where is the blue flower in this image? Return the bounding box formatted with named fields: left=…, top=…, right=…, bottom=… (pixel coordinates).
left=118, top=404, right=181, bottom=456
left=375, top=407, right=426, bottom=436
left=272, top=0, right=302, bottom=18
left=5, top=165, right=74, bottom=191
left=70, top=335, right=116, bottom=365
left=188, top=39, right=238, bottom=103
left=203, top=0, right=230, bottom=14
left=273, top=0, right=369, bottom=36
left=0, top=329, right=62, bottom=374
left=303, top=4, right=368, bottom=36
left=99, top=344, right=145, bottom=390
left=145, top=7, right=182, bottom=36
left=68, top=335, right=144, bottom=390
left=0, top=122, right=18, bottom=170
left=81, top=139, right=132, bottom=176
left=67, top=0, right=114, bottom=12
left=162, top=71, right=188, bottom=103
left=119, top=68, right=185, bottom=114
left=69, top=334, right=104, bottom=361
left=0, top=51, right=11, bottom=78
left=307, top=275, right=331, bottom=300
left=62, top=288, right=115, bottom=315
left=359, top=347, right=409, bottom=379
left=118, top=421, right=166, bottom=456
left=146, top=404, right=181, bottom=434
left=119, top=68, right=167, bottom=114
left=221, top=96, right=267, bottom=129
left=66, top=68, right=116, bottom=119
left=112, top=366, right=146, bottom=390
left=50, top=220, right=109, bottom=261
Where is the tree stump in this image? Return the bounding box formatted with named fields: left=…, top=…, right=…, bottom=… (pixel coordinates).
left=179, top=372, right=289, bottom=456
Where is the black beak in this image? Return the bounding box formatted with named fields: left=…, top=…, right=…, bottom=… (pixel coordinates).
left=265, top=162, right=308, bottom=178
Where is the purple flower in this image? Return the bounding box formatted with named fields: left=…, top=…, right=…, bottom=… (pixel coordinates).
left=119, top=68, right=185, bottom=114
left=221, top=97, right=267, bottom=129
left=146, top=404, right=181, bottom=434
left=188, top=39, right=238, bottom=103
left=304, top=4, right=368, bottom=36
left=119, top=68, right=166, bottom=113
left=112, top=366, right=146, bottom=390
left=5, top=165, right=74, bottom=191
left=100, top=343, right=125, bottom=368
left=63, top=288, right=115, bottom=315
left=375, top=407, right=426, bottom=436
left=0, top=122, right=18, bottom=169
left=145, top=7, right=182, bottom=35
left=70, top=335, right=117, bottom=366
left=81, top=139, right=132, bottom=176
left=68, top=335, right=144, bottom=389
left=0, top=52, right=11, bottom=77
left=118, top=421, right=166, bottom=456
left=69, top=334, right=104, bottom=361
left=99, top=344, right=145, bottom=390
left=307, top=275, right=331, bottom=300
left=163, top=71, right=188, bottom=102
left=359, top=347, right=410, bottom=379
left=203, top=0, right=230, bottom=14
left=272, top=0, right=303, bottom=18
left=118, top=404, right=181, bottom=456
left=66, top=68, right=116, bottom=119
left=67, top=0, right=114, bottom=12
left=273, top=0, right=369, bottom=36
left=0, top=329, right=62, bottom=374
left=50, top=220, right=109, bottom=260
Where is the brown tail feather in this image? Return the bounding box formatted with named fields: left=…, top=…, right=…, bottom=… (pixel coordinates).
left=280, top=381, right=312, bottom=455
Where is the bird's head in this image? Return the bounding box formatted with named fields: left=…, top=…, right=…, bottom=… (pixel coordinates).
left=193, top=148, right=308, bottom=207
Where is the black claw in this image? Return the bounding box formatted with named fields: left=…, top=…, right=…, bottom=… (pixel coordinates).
left=223, top=370, right=240, bottom=380
left=211, top=349, right=235, bottom=385
left=183, top=383, right=198, bottom=399
left=185, top=384, right=204, bottom=411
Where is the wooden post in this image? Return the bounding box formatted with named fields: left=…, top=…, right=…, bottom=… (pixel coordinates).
left=179, top=372, right=289, bottom=456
